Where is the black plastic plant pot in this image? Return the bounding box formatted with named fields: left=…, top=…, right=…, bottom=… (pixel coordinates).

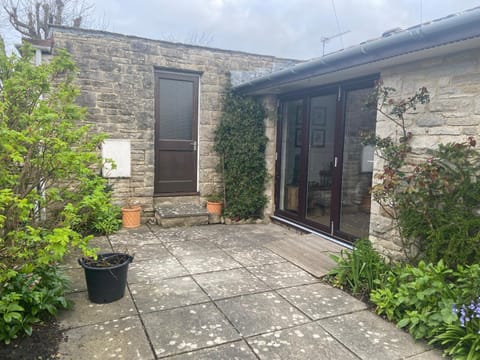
left=78, top=253, right=133, bottom=304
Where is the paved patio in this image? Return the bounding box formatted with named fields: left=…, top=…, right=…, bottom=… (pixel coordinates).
left=58, top=224, right=442, bottom=359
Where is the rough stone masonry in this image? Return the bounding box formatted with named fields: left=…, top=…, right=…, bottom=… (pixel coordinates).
left=51, top=26, right=298, bottom=218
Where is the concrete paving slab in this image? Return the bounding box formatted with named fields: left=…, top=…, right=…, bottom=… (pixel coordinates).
left=406, top=349, right=444, bottom=359
left=126, top=243, right=170, bottom=261
left=212, top=235, right=271, bottom=249
left=128, top=256, right=189, bottom=284
left=58, top=291, right=137, bottom=329
left=167, top=340, right=257, bottom=359
left=278, top=283, right=368, bottom=320
left=152, top=226, right=212, bottom=242
left=194, top=268, right=270, bottom=300
left=165, top=239, right=220, bottom=256
left=247, top=322, right=358, bottom=360
left=216, top=291, right=309, bottom=337
left=142, top=303, right=241, bottom=358
left=129, top=276, right=209, bottom=313
left=224, top=246, right=286, bottom=267
left=248, top=262, right=319, bottom=289
left=177, top=250, right=242, bottom=274
left=58, top=316, right=154, bottom=360
left=63, top=267, right=87, bottom=293
left=109, top=231, right=163, bottom=247
left=318, top=310, right=433, bottom=360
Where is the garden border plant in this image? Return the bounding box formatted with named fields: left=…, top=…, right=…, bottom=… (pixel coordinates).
left=0, top=44, right=120, bottom=343
left=364, top=81, right=480, bottom=268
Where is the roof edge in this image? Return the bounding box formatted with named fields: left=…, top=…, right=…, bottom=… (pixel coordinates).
left=234, top=6, right=480, bottom=94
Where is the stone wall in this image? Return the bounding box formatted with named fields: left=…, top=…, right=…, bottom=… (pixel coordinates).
left=370, top=47, right=480, bottom=259
left=51, top=27, right=298, bottom=217
left=261, top=95, right=279, bottom=218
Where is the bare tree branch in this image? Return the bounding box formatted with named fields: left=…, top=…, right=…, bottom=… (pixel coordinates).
left=2, top=0, right=99, bottom=39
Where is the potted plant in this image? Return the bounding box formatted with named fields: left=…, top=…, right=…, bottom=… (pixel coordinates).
left=78, top=253, right=134, bottom=303
left=206, top=193, right=223, bottom=215
left=121, top=199, right=141, bottom=228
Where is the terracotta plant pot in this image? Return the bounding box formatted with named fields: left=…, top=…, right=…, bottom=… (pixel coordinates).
left=121, top=205, right=141, bottom=228
left=206, top=201, right=223, bottom=215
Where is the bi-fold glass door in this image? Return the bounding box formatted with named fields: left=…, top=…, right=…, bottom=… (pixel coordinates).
left=276, top=80, right=376, bottom=242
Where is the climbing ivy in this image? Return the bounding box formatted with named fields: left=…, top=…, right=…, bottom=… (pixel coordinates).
left=214, top=87, right=268, bottom=219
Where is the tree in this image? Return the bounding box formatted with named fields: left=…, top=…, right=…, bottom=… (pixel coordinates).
left=2, top=0, right=94, bottom=39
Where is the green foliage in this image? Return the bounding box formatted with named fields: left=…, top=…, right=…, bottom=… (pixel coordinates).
left=0, top=266, right=71, bottom=344
left=371, top=261, right=480, bottom=345
left=433, top=297, right=480, bottom=360
left=205, top=192, right=223, bottom=203
left=371, top=260, right=457, bottom=339
left=64, top=176, right=121, bottom=236
left=0, top=44, right=117, bottom=343
left=367, top=82, right=480, bottom=267
left=396, top=140, right=480, bottom=267
left=328, top=239, right=390, bottom=298
left=214, top=86, right=268, bottom=219
left=434, top=325, right=480, bottom=360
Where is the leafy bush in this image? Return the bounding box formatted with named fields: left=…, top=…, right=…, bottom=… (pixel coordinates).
left=371, top=260, right=457, bottom=339
left=64, top=176, right=121, bottom=236
left=366, top=82, right=480, bottom=267
left=214, top=86, right=268, bottom=219
left=371, top=261, right=480, bottom=344
left=328, top=239, right=390, bottom=298
left=0, top=44, right=116, bottom=343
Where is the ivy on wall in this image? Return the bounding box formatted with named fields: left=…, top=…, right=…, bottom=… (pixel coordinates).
left=214, top=87, right=268, bottom=219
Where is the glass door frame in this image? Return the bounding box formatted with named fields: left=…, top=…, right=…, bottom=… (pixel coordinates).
left=274, top=75, right=378, bottom=244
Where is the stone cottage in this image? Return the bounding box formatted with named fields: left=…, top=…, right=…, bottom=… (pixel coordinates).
left=42, top=6, right=480, bottom=258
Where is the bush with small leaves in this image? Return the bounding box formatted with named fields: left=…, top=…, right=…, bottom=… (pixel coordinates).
left=0, top=44, right=116, bottom=343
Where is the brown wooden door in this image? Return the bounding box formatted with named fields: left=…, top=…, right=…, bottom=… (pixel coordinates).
left=154, top=71, right=199, bottom=195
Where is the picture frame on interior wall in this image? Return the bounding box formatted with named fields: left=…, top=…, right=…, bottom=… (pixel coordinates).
left=311, top=105, right=326, bottom=126
left=295, top=128, right=302, bottom=147
left=311, top=129, right=325, bottom=147
left=296, top=104, right=303, bottom=125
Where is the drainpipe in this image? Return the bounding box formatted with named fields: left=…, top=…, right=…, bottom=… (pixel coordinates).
left=35, top=48, right=47, bottom=222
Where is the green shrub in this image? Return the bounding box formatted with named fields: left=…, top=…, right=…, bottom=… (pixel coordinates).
left=328, top=239, right=390, bottom=298
left=65, top=176, right=121, bottom=236
left=214, top=86, right=268, bottom=219
left=395, top=140, right=480, bottom=267
left=0, top=44, right=114, bottom=343
left=367, top=82, right=480, bottom=267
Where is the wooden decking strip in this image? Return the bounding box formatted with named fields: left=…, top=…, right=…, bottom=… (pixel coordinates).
left=265, top=234, right=346, bottom=278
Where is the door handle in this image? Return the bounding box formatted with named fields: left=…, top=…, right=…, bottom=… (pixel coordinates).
left=190, top=141, right=197, bottom=151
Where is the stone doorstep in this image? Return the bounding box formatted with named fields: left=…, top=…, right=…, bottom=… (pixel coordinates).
left=155, top=203, right=210, bottom=228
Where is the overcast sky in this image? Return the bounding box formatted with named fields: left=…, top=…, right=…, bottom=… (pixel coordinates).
left=3, top=1, right=480, bottom=59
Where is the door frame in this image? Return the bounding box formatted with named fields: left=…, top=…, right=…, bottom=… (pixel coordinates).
left=274, top=75, right=378, bottom=243
left=154, top=68, right=201, bottom=196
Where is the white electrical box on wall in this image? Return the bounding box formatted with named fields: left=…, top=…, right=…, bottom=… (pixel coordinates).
left=102, top=139, right=131, bottom=178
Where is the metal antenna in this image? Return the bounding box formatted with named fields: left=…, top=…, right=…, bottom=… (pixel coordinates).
left=321, top=30, right=350, bottom=56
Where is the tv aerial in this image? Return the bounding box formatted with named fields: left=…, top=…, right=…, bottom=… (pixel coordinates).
left=321, top=30, right=350, bottom=56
